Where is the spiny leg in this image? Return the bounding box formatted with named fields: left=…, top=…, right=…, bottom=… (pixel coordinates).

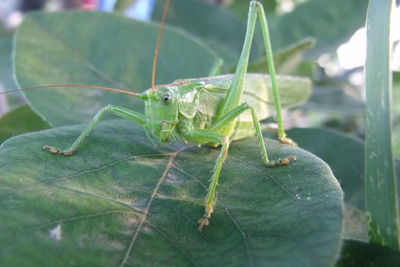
left=43, top=105, right=147, bottom=155
left=210, top=103, right=296, bottom=168
left=196, top=104, right=296, bottom=231
left=254, top=1, right=296, bottom=146
left=198, top=137, right=230, bottom=231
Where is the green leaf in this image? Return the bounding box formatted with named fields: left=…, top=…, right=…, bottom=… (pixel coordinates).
left=304, top=84, right=364, bottom=115
left=14, top=11, right=219, bottom=127
left=270, top=0, right=368, bottom=58
left=0, top=31, right=24, bottom=113
left=247, top=38, right=315, bottom=75
left=364, top=0, right=399, bottom=249
left=113, top=0, right=138, bottom=12
left=0, top=105, right=50, bottom=143
left=287, top=128, right=400, bottom=243
left=287, top=128, right=364, bottom=209
left=152, top=0, right=261, bottom=67
left=337, top=239, right=400, bottom=267
left=0, top=120, right=343, bottom=266
left=287, top=128, right=367, bottom=241
left=0, top=33, right=18, bottom=91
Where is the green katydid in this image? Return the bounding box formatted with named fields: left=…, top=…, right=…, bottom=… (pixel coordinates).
left=2, top=1, right=311, bottom=231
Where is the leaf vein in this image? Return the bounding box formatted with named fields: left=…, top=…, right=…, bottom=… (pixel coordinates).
left=119, top=147, right=187, bottom=266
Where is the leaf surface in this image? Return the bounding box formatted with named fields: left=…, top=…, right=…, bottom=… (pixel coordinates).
left=287, top=128, right=367, bottom=240
left=0, top=105, right=50, bottom=143
left=14, top=11, right=219, bottom=127
left=0, top=120, right=343, bottom=266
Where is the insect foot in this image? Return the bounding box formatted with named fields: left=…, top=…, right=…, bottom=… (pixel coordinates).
left=197, top=203, right=214, bottom=231
left=42, top=145, right=73, bottom=156
left=266, top=156, right=297, bottom=168
left=278, top=137, right=298, bottom=146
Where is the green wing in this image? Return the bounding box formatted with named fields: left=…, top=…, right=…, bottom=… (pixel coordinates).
left=194, top=74, right=312, bottom=122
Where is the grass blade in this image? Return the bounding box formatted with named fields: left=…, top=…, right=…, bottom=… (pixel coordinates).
left=365, top=0, right=399, bottom=249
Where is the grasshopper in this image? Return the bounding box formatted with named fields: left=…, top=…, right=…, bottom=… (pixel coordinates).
left=4, top=1, right=309, bottom=231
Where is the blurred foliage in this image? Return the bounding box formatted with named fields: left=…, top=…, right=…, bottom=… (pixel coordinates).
left=113, top=0, right=138, bottom=12
left=337, top=239, right=400, bottom=267
left=0, top=105, right=50, bottom=143
left=226, top=0, right=278, bottom=19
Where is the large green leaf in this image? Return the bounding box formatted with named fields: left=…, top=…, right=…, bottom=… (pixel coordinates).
left=287, top=128, right=367, bottom=241
left=287, top=128, right=400, bottom=242
left=0, top=105, right=50, bottom=143
left=0, top=120, right=343, bottom=266
left=287, top=128, right=364, bottom=209
left=14, top=11, right=219, bottom=127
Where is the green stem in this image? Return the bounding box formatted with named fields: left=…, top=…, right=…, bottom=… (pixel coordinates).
left=365, top=0, right=399, bottom=249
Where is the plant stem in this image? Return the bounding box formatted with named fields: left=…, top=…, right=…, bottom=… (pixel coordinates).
left=364, top=0, right=399, bottom=250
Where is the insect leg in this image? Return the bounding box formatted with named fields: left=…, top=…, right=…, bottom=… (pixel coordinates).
left=197, top=137, right=230, bottom=231
left=254, top=1, right=296, bottom=145
left=210, top=103, right=296, bottom=167
left=197, top=102, right=296, bottom=230
left=179, top=128, right=223, bottom=144
left=216, top=1, right=258, bottom=121
left=43, top=105, right=147, bottom=155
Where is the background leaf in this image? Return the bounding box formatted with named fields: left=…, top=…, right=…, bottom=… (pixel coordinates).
left=227, top=0, right=278, bottom=21
left=337, top=239, right=400, bottom=267
left=287, top=128, right=400, bottom=243
left=269, top=0, right=368, bottom=58
left=113, top=0, right=138, bottom=12
left=0, top=105, right=50, bottom=143
left=0, top=30, right=24, bottom=114
left=247, top=38, right=315, bottom=75
left=288, top=128, right=364, bottom=209
left=14, top=11, right=219, bottom=127
left=153, top=0, right=368, bottom=66
left=0, top=33, right=18, bottom=91
left=0, top=120, right=343, bottom=266
left=303, top=84, right=364, bottom=115
left=152, top=0, right=262, bottom=67
left=287, top=128, right=367, bottom=241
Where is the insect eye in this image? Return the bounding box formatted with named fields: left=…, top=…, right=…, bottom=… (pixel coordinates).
left=162, top=92, right=172, bottom=103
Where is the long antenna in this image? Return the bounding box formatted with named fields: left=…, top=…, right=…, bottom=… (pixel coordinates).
left=151, top=0, right=171, bottom=90
left=0, top=84, right=138, bottom=96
